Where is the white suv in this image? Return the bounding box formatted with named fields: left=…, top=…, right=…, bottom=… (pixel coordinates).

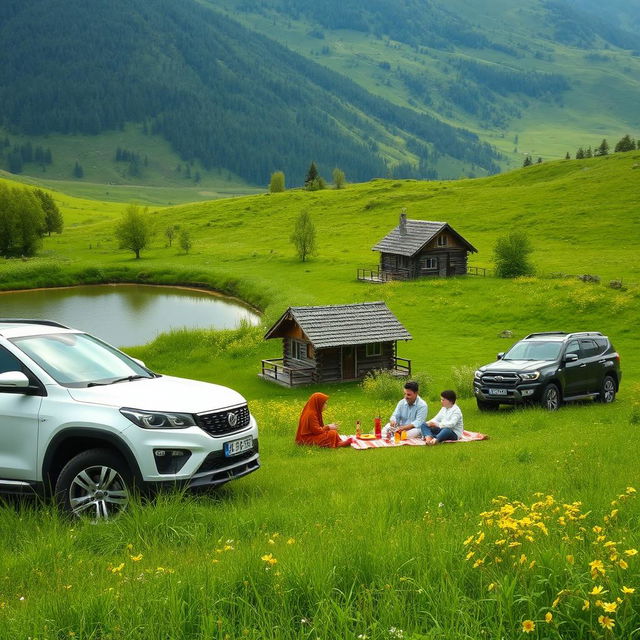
left=0, top=319, right=259, bottom=518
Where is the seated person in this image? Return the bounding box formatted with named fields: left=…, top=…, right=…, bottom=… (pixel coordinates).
left=422, top=389, right=463, bottom=445
left=381, top=380, right=428, bottom=439
left=295, top=392, right=354, bottom=448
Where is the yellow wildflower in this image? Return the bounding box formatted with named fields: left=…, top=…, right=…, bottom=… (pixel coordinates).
left=508, top=541, right=521, bottom=548
left=268, top=539, right=275, bottom=545
left=618, top=559, right=629, bottom=569
left=592, top=525, right=603, bottom=533
left=566, top=554, right=574, bottom=565
left=473, top=558, right=484, bottom=569
left=598, top=615, right=615, bottom=631
left=528, top=560, right=536, bottom=569
left=582, top=600, right=590, bottom=610
left=518, top=554, right=527, bottom=565
left=487, top=583, right=496, bottom=592
left=545, top=612, right=553, bottom=624
left=521, top=620, right=535, bottom=633
left=552, top=597, right=560, bottom=608
left=261, top=553, right=277, bottom=566
left=621, top=586, right=635, bottom=594
left=465, top=551, right=475, bottom=561
left=109, top=563, right=125, bottom=574
left=589, top=559, right=605, bottom=576
left=476, top=532, right=485, bottom=544
left=624, top=548, right=638, bottom=556
left=590, top=585, right=606, bottom=596
left=286, top=538, right=296, bottom=545
left=130, top=554, right=143, bottom=562
left=601, top=602, right=617, bottom=613
left=494, top=539, right=506, bottom=546
left=626, top=486, right=636, bottom=494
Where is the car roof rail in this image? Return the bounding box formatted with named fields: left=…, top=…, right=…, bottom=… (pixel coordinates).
left=524, top=331, right=566, bottom=339
left=0, top=318, right=71, bottom=329
left=566, top=331, right=604, bottom=338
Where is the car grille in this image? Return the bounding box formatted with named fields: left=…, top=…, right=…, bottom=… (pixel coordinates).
left=480, top=372, right=519, bottom=388
left=196, top=404, right=251, bottom=437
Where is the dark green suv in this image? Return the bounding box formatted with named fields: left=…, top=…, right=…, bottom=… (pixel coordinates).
left=473, top=332, right=621, bottom=411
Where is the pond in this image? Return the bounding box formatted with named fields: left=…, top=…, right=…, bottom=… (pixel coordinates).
left=0, top=284, right=261, bottom=346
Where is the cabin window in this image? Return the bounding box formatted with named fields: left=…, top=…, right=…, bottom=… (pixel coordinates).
left=397, top=255, right=409, bottom=269
left=366, top=343, right=382, bottom=357
left=420, top=257, right=438, bottom=270
left=437, top=235, right=447, bottom=247
left=292, top=340, right=310, bottom=361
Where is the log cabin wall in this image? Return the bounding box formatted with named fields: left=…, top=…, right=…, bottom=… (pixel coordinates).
left=316, top=347, right=341, bottom=382
left=355, top=342, right=395, bottom=378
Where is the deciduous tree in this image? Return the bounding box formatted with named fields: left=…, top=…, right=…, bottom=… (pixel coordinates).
left=290, top=210, right=317, bottom=262
left=179, top=229, right=192, bottom=254
left=332, top=167, right=346, bottom=189
left=269, top=171, right=285, bottom=193
left=115, top=204, right=153, bottom=259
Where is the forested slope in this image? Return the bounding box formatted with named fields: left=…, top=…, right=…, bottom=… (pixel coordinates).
left=0, top=0, right=500, bottom=185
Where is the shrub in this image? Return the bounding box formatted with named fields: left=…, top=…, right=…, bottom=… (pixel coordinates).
left=493, top=231, right=534, bottom=278
left=450, top=364, right=477, bottom=398
left=361, top=370, right=432, bottom=403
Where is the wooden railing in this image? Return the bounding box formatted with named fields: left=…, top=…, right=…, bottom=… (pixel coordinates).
left=393, top=356, right=411, bottom=377
left=467, top=266, right=491, bottom=276
left=357, top=266, right=411, bottom=282
left=260, top=359, right=317, bottom=386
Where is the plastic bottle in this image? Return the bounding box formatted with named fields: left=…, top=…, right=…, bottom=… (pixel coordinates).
left=355, top=421, right=361, bottom=438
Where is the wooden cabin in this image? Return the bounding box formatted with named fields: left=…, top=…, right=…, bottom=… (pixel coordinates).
left=359, top=211, right=477, bottom=281
left=260, top=301, right=412, bottom=387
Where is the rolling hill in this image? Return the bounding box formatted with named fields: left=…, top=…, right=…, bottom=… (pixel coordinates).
left=215, top=0, right=640, bottom=164
left=0, top=0, right=500, bottom=188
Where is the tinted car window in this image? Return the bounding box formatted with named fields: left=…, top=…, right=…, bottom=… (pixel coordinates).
left=565, top=341, right=580, bottom=357
left=0, top=345, right=24, bottom=375
left=580, top=339, right=599, bottom=358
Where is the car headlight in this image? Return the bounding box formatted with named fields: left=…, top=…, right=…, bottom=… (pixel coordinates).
left=520, top=371, right=541, bottom=381
left=474, top=369, right=483, bottom=379
left=120, top=408, right=196, bottom=429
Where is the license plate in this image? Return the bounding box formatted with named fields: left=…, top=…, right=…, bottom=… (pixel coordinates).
left=224, top=436, right=253, bottom=457
left=489, top=388, right=508, bottom=396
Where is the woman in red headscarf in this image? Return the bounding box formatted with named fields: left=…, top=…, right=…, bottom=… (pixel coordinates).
left=295, top=392, right=354, bottom=448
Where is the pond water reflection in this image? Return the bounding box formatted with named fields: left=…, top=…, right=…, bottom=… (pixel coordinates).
left=0, top=284, right=260, bottom=346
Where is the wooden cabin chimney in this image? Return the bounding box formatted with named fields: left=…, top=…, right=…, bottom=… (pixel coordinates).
left=399, top=208, right=407, bottom=236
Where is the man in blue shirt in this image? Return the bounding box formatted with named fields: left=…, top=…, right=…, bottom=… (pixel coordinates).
left=382, top=380, right=428, bottom=439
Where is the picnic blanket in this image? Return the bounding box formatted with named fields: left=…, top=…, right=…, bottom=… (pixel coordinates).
left=344, top=430, right=489, bottom=450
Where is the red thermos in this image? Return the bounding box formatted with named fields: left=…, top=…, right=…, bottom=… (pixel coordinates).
left=374, top=417, right=382, bottom=439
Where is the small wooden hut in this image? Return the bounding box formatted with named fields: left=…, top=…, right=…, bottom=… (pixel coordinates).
left=260, top=301, right=412, bottom=387
left=358, top=211, right=477, bottom=281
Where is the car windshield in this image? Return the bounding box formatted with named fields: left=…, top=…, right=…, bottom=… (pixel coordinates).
left=11, top=332, right=153, bottom=387
left=503, top=340, right=562, bottom=361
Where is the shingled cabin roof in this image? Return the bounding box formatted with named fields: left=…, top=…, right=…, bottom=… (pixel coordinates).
left=372, top=219, right=478, bottom=257
left=264, top=302, right=412, bottom=349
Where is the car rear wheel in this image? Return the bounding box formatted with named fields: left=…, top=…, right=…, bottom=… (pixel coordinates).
left=55, top=448, right=131, bottom=519
left=598, top=375, right=616, bottom=404
left=540, top=384, right=561, bottom=411
left=477, top=399, right=499, bottom=411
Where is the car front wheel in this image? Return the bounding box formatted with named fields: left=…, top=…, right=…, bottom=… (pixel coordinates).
left=540, top=384, right=561, bottom=411
left=598, top=375, right=616, bottom=404
left=55, top=448, right=131, bottom=519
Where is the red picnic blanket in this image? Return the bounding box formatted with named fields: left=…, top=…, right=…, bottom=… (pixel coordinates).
left=344, top=430, right=489, bottom=450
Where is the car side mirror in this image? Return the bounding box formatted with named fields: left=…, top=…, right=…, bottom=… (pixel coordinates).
left=564, top=353, right=579, bottom=363
left=497, top=352, right=504, bottom=360
left=0, top=371, right=30, bottom=389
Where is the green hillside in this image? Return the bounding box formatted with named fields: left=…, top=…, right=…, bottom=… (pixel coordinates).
left=1, top=155, right=640, bottom=639
left=214, top=0, right=640, bottom=166
left=0, top=0, right=500, bottom=188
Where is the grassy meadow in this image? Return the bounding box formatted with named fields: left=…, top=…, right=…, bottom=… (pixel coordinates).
left=0, top=155, right=639, bottom=639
